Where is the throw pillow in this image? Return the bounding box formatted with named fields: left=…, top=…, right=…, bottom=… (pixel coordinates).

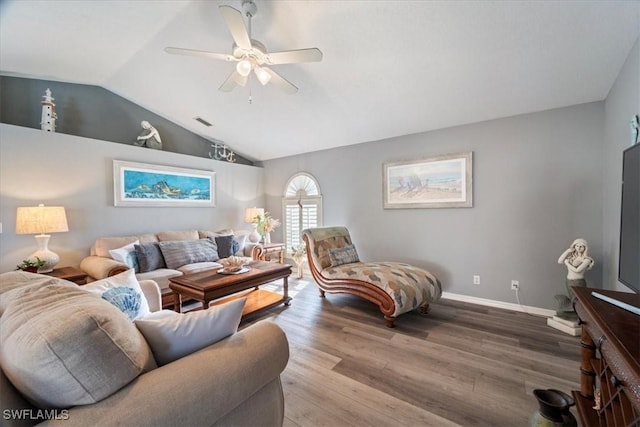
left=135, top=242, right=166, bottom=272
left=83, top=269, right=151, bottom=320
left=328, top=244, right=360, bottom=267
left=214, top=235, right=235, bottom=258
left=109, top=240, right=140, bottom=273
left=158, top=239, right=219, bottom=269
left=232, top=233, right=247, bottom=255
left=134, top=297, right=246, bottom=366
left=0, top=283, right=155, bottom=408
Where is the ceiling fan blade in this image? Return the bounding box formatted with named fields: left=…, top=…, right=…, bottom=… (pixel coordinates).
left=219, top=5, right=251, bottom=51
left=219, top=70, right=247, bottom=92
left=165, top=47, right=234, bottom=62
left=264, top=68, right=298, bottom=94
left=265, top=48, right=323, bottom=65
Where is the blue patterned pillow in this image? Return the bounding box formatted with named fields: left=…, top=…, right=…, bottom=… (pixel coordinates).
left=328, top=244, right=360, bottom=267
left=101, top=287, right=142, bottom=321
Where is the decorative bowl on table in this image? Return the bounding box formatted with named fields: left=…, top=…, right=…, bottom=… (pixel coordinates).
left=219, top=256, right=248, bottom=274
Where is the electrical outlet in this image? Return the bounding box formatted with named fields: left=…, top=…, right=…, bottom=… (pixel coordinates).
left=473, top=275, right=480, bottom=285
left=511, top=280, right=519, bottom=291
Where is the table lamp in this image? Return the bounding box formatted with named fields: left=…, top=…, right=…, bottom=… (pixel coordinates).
left=16, top=204, right=69, bottom=273
left=244, top=207, right=264, bottom=243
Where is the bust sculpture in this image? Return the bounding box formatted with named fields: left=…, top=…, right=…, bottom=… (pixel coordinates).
left=555, top=238, right=595, bottom=317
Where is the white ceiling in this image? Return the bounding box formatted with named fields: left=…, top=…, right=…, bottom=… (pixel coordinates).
left=1, top=0, right=639, bottom=161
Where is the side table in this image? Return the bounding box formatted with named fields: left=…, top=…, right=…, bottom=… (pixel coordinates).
left=252, top=243, right=286, bottom=264
left=45, top=266, right=88, bottom=285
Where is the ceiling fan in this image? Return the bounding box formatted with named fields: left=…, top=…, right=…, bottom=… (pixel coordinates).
left=165, top=0, right=323, bottom=94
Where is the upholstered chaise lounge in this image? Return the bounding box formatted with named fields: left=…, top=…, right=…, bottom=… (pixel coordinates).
left=302, top=226, right=442, bottom=327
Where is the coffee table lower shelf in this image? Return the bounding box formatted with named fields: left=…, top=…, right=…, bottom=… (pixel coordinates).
left=209, top=288, right=291, bottom=318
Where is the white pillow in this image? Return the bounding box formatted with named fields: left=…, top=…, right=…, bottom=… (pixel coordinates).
left=83, top=269, right=151, bottom=320
left=109, top=240, right=140, bottom=272
left=134, top=298, right=246, bottom=366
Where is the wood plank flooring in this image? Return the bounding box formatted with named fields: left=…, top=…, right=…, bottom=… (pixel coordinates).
left=241, top=276, right=581, bottom=427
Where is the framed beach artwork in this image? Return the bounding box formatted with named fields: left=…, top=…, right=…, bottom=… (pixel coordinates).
left=113, top=160, right=215, bottom=207
left=383, top=152, right=473, bottom=209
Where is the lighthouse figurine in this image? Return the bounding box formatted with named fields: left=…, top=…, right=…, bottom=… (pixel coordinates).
left=40, top=88, right=57, bottom=132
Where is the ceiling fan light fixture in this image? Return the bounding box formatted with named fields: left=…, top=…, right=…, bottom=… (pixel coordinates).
left=255, top=66, right=271, bottom=85
left=236, top=59, right=252, bottom=77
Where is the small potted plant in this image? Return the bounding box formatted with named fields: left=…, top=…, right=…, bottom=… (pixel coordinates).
left=16, top=257, right=46, bottom=273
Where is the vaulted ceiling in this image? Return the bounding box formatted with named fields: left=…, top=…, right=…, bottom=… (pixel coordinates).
left=1, top=1, right=638, bottom=161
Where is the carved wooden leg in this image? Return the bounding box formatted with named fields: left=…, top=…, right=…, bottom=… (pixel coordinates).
left=419, top=304, right=430, bottom=315
left=384, top=316, right=396, bottom=328
left=579, top=326, right=596, bottom=398
left=318, top=288, right=326, bottom=298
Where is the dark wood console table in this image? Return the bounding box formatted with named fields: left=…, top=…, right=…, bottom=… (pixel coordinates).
left=571, top=287, right=640, bottom=427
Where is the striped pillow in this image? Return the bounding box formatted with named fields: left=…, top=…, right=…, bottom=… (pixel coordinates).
left=158, top=239, right=219, bottom=269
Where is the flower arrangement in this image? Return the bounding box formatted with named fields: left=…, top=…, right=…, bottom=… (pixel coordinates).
left=291, top=245, right=306, bottom=279
left=256, top=212, right=280, bottom=238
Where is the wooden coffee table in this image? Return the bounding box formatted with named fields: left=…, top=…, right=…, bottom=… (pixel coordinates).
left=169, top=261, right=292, bottom=317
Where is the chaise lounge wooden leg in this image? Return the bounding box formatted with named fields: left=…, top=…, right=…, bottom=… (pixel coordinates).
left=384, top=316, right=396, bottom=328
left=318, top=289, right=326, bottom=298
left=419, top=303, right=431, bottom=315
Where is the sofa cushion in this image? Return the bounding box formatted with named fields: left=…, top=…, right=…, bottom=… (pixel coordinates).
left=135, top=242, right=166, bottom=272
left=93, top=234, right=158, bottom=257
left=0, top=271, right=66, bottom=316
left=156, top=229, right=199, bottom=242
left=0, top=282, right=156, bottom=409
left=328, top=244, right=360, bottom=267
left=158, top=239, right=219, bottom=269
left=83, top=269, right=151, bottom=320
left=134, top=297, right=246, bottom=366
left=136, top=268, right=183, bottom=291
left=109, top=240, right=140, bottom=272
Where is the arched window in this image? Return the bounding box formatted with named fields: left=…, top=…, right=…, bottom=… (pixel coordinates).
left=282, top=173, right=323, bottom=255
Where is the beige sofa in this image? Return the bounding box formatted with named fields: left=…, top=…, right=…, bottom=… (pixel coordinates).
left=80, top=229, right=257, bottom=307
left=0, top=271, right=289, bottom=427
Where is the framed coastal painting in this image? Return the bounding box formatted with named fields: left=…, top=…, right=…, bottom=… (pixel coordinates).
left=383, top=152, right=473, bottom=209
left=113, top=160, right=215, bottom=207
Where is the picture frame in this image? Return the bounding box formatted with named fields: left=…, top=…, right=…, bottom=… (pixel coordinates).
left=113, top=160, right=215, bottom=207
left=383, top=151, right=473, bottom=209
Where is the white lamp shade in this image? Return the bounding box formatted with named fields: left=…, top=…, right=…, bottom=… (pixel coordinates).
left=16, top=205, right=68, bottom=235
left=255, top=66, right=271, bottom=85
left=236, top=60, right=252, bottom=77
left=244, top=207, right=264, bottom=224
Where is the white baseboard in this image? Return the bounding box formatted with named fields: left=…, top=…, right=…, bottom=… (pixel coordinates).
left=441, top=292, right=556, bottom=318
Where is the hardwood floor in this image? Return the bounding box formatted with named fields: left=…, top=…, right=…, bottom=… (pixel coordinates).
left=242, top=276, right=581, bottom=426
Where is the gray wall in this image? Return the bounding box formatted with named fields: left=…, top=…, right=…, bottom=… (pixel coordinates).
left=0, top=124, right=264, bottom=273
left=0, top=76, right=253, bottom=165
left=603, top=37, right=640, bottom=292
left=262, top=103, right=605, bottom=310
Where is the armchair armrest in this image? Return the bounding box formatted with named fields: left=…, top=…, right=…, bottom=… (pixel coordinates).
left=79, top=256, right=128, bottom=280
left=138, top=280, right=162, bottom=312
left=46, top=320, right=289, bottom=426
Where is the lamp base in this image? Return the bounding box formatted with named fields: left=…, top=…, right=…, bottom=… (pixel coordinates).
left=30, top=234, right=60, bottom=273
